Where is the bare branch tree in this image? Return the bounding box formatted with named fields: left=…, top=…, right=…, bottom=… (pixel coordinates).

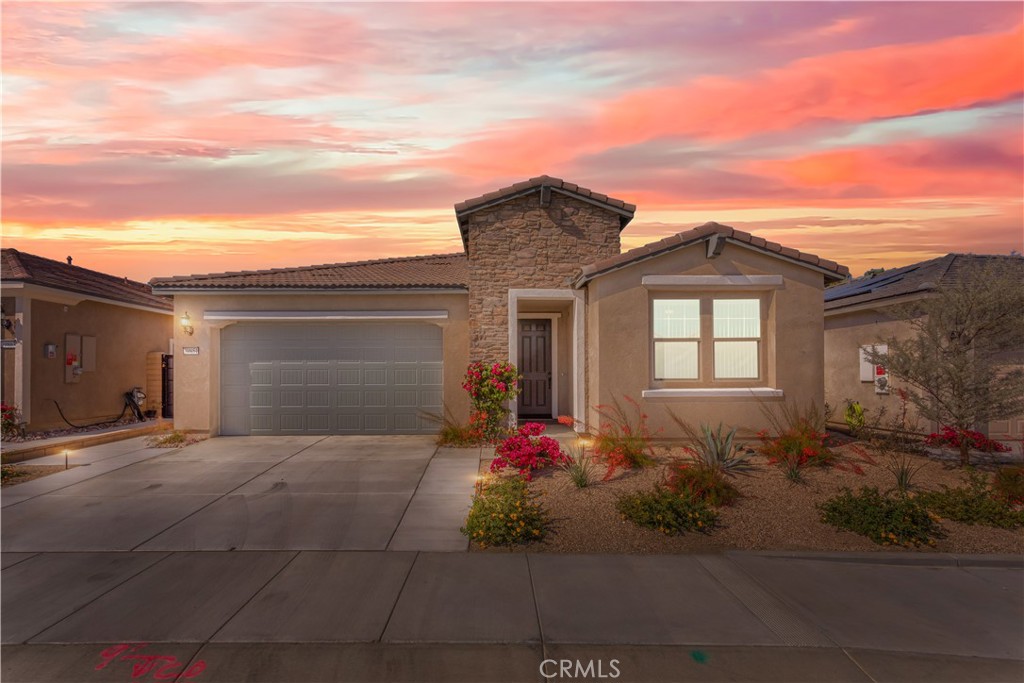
left=865, top=257, right=1024, bottom=466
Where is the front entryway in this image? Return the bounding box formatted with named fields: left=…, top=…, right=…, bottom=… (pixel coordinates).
left=517, top=319, right=552, bottom=417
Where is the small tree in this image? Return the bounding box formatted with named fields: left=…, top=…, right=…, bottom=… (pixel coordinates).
left=865, top=257, right=1024, bottom=466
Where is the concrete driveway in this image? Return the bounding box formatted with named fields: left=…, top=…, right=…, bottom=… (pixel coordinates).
left=1, top=435, right=477, bottom=552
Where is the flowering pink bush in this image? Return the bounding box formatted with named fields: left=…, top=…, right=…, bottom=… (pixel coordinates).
left=1, top=402, right=22, bottom=438
left=490, top=422, right=569, bottom=480
left=462, top=361, right=521, bottom=441
left=925, top=426, right=1010, bottom=453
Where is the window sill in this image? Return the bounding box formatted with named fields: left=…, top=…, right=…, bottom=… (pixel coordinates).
left=641, top=388, right=784, bottom=399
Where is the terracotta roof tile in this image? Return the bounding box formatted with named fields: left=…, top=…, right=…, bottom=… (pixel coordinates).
left=150, top=253, right=469, bottom=291
left=576, top=223, right=849, bottom=285
left=1, top=249, right=172, bottom=311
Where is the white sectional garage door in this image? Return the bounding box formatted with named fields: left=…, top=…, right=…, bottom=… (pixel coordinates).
left=220, top=323, right=443, bottom=435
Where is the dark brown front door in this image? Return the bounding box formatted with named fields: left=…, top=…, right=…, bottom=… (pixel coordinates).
left=517, top=319, right=552, bottom=417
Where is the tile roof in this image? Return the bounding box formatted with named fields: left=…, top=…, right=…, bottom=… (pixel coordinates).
left=454, top=175, right=636, bottom=247
left=150, top=253, right=469, bottom=290
left=1, top=249, right=172, bottom=311
left=825, top=253, right=1024, bottom=311
left=575, top=222, right=850, bottom=285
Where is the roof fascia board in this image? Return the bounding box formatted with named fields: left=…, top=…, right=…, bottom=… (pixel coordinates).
left=1, top=281, right=172, bottom=315
left=153, top=287, right=468, bottom=295
left=456, top=185, right=634, bottom=224
left=203, top=310, right=449, bottom=322
left=824, top=290, right=934, bottom=317
left=577, top=237, right=846, bottom=287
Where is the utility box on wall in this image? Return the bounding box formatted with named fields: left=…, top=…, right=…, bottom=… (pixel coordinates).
left=64, top=333, right=97, bottom=384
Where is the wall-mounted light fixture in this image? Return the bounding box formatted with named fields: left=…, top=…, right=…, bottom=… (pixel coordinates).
left=180, top=312, right=194, bottom=336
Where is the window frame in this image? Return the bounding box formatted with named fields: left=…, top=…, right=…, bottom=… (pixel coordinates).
left=651, top=299, right=701, bottom=380
left=649, top=293, right=769, bottom=388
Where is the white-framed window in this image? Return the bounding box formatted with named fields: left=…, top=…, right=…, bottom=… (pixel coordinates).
left=713, top=299, right=760, bottom=379
left=653, top=299, right=699, bottom=379
left=651, top=296, right=765, bottom=383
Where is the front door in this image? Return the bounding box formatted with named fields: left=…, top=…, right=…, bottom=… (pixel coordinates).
left=517, top=319, right=552, bottom=417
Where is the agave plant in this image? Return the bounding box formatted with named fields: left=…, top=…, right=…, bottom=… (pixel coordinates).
left=668, top=411, right=755, bottom=475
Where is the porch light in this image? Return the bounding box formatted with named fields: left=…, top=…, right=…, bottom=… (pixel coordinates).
left=180, top=312, right=194, bottom=336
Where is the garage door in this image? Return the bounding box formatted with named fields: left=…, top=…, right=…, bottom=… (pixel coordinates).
left=220, top=323, right=443, bottom=435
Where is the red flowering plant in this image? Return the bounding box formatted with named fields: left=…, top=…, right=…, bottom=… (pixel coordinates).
left=461, top=361, right=521, bottom=441
left=490, top=422, right=570, bottom=480
left=925, top=426, right=1011, bottom=453
left=592, top=396, right=657, bottom=480
left=1, top=402, right=23, bottom=439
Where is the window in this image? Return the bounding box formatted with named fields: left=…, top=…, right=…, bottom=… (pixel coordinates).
left=652, top=297, right=764, bottom=382
left=713, top=299, right=760, bottom=379
left=653, top=299, right=699, bottom=379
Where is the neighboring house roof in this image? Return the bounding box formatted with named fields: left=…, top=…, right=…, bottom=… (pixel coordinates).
left=453, top=175, right=636, bottom=248
left=824, top=253, right=1024, bottom=312
left=1, top=248, right=172, bottom=312
left=150, top=253, right=469, bottom=291
left=575, top=222, right=850, bottom=286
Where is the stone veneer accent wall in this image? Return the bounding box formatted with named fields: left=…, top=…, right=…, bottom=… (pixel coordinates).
left=466, top=192, right=622, bottom=362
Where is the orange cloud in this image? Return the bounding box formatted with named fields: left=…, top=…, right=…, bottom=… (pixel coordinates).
left=440, top=24, right=1024, bottom=175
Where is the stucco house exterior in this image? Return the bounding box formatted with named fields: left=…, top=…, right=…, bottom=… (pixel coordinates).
left=824, top=253, right=1024, bottom=442
left=1, top=249, right=174, bottom=432
left=150, top=177, right=849, bottom=437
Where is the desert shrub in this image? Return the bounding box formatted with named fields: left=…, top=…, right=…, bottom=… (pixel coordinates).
left=819, top=487, right=941, bottom=548
left=1, top=402, right=23, bottom=438
left=993, top=465, right=1024, bottom=506
left=461, top=475, right=547, bottom=547
left=844, top=400, right=866, bottom=437
left=561, top=442, right=598, bottom=489
left=665, top=464, right=741, bottom=507
left=593, top=396, right=656, bottom=480
left=666, top=416, right=755, bottom=475
left=757, top=401, right=840, bottom=482
left=490, top=422, right=568, bottom=480
left=925, top=426, right=1010, bottom=453
left=917, top=471, right=1024, bottom=529
left=616, top=487, right=718, bottom=535
left=461, top=361, right=521, bottom=441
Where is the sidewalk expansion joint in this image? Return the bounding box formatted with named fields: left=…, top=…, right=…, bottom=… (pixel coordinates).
left=696, top=555, right=835, bottom=648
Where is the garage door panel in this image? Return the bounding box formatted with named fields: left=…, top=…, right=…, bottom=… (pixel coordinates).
left=221, top=323, right=443, bottom=435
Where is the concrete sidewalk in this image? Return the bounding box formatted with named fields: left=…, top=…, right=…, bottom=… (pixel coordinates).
left=2, top=551, right=1021, bottom=682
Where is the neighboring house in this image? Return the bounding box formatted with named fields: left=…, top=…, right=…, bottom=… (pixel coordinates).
left=1, top=249, right=174, bottom=432
left=150, top=176, right=849, bottom=437
left=824, top=253, right=1024, bottom=441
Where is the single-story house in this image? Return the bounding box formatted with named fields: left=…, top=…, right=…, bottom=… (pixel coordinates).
left=1, top=249, right=174, bottom=432
left=824, top=253, right=1024, bottom=442
left=150, top=176, right=849, bottom=437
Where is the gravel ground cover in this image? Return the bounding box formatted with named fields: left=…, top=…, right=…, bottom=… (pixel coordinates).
left=1, top=464, right=82, bottom=487
left=474, top=442, right=1024, bottom=555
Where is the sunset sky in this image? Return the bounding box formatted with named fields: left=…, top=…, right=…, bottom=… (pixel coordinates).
left=2, top=2, right=1022, bottom=283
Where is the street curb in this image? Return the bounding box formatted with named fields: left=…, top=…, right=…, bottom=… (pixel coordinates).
left=728, top=550, right=1024, bottom=569
left=1, top=421, right=171, bottom=464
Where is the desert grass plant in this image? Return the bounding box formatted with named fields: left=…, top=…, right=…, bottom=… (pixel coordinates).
left=560, top=442, right=599, bottom=489
left=819, top=486, right=941, bottom=548
left=430, top=406, right=485, bottom=447
left=916, top=471, right=1024, bottom=529
left=593, top=395, right=657, bottom=479
left=461, top=475, right=547, bottom=547
left=993, top=465, right=1024, bottom=506
left=882, top=452, right=928, bottom=496
left=616, top=487, right=718, bottom=535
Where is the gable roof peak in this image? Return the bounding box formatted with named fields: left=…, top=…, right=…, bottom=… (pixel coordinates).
left=453, top=175, right=636, bottom=248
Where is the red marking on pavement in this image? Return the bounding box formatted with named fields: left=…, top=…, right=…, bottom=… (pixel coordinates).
left=95, top=643, right=206, bottom=680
